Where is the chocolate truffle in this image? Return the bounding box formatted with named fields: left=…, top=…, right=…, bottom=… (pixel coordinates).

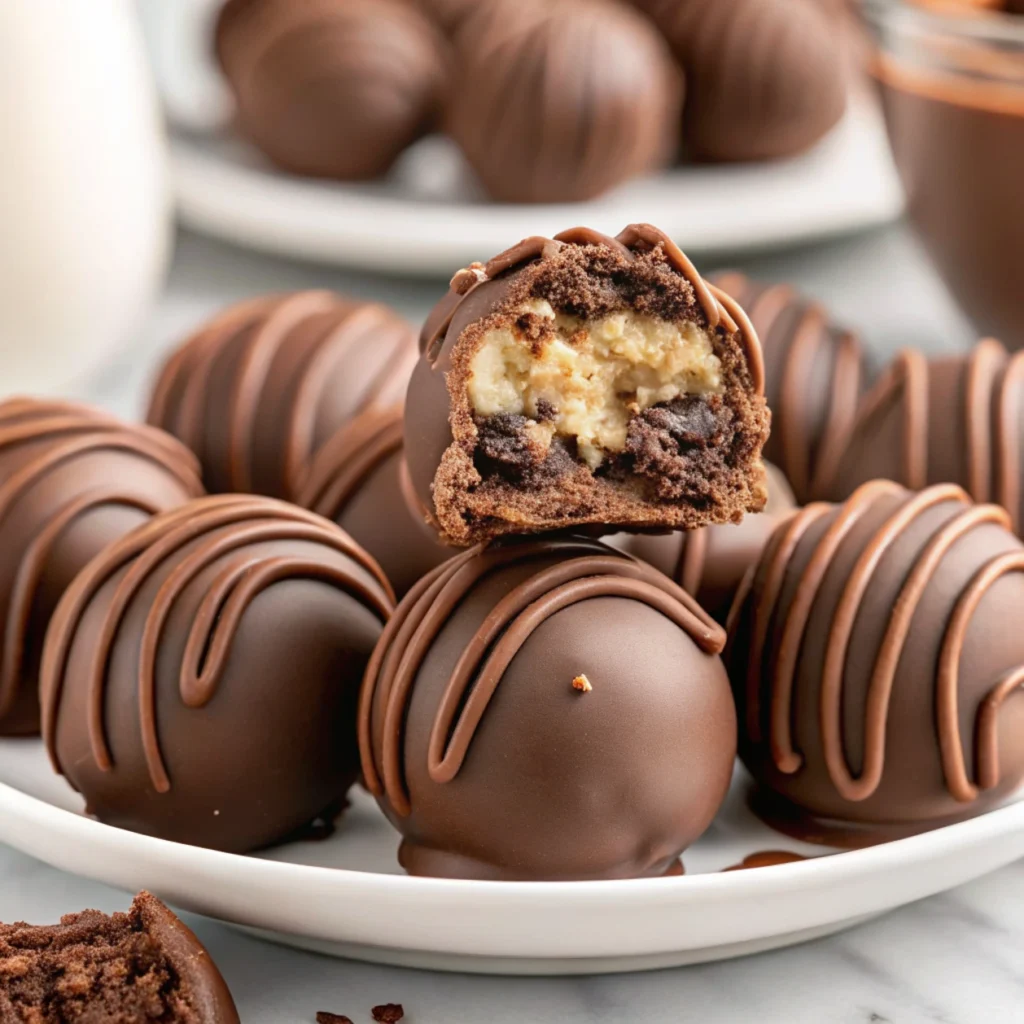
left=0, top=892, right=239, bottom=1023
left=215, top=0, right=447, bottom=180
left=726, top=480, right=1024, bottom=845
left=445, top=0, right=683, bottom=203
left=609, top=462, right=796, bottom=623
left=818, top=339, right=1024, bottom=532
left=0, top=398, right=203, bottom=737
left=360, top=536, right=736, bottom=880
left=635, top=0, right=847, bottom=162
left=147, top=292, right=418, bottom=500
left=42, top=495, right=393, bottom=853
left=407, top=224, right=770, bottom=546
left=712, top=271, right=867, bottom=504
left=298, top=404, right=451, bottom=599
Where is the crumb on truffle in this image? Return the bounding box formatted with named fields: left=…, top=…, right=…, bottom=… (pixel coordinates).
left=572, top=674, right=593, bottom=693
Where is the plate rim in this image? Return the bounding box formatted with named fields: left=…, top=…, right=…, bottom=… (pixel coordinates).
left=168, top=93, right=904, bottom=276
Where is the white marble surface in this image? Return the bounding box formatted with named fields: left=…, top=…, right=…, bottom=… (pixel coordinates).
left=3, top=224, right=1022, bottom=1023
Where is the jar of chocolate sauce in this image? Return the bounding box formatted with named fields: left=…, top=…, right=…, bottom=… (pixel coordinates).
left=865, top=0, right=1024, bottom=347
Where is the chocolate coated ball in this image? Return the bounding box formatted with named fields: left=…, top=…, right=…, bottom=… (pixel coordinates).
left=818, top=339, right=1024, bottom=535
left=637, top=0, right=847, bottom=162
left=147, top=292, right=417, bottom=500
left=727, top=480, right=1024, bottom=845
left=361, top=536, right=736, bottom=879
left=298, top=404, right=451, bottom=599
left=447, top=0, right=683, bottom=202
left=0, top=398, right=203, bottom=736
left=712, top=271, right=866, bottom=505
left=216, top=0, right=448, bottom=180
left=42, top=496, right=393, bottom=852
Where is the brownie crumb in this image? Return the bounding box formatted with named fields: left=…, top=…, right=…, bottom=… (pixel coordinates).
left=316, top=1013, right=354, bottom=1024
left=624, top=396, right=734, bottom=501
left=0, top=892, right=237, bottom=1023
left=476, top=413, right=537, bottom=469
left=535, top=398, right=558, bottom=422
left=474, top=417, right=578, bottom=487
left=372, top=1004, right=405, bottom=1023
left=572, top=674, right=593, bottom=692
left=515, top=311, right=556, bottom=352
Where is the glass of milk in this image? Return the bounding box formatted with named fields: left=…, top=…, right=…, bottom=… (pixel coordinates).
left=0, top=0, right=171, bottom=395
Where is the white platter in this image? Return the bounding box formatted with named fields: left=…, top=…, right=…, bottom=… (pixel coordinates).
left=169, top=91, right=904, bottom=278
left=2, top=738, right=1022, bottom=975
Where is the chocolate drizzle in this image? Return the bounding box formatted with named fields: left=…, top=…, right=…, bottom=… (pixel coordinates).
left=297, top=404, right=452, bottom=599
left=148, top=292, right=417, bottom=499
left=42, top=496, right=394, bottom=795
left=821, top=339, right=1024, bottom=532
left=722, top=850, right=809, bottom=871
left=299, top=406, right=405, bottom=522
left=713, top=272, right=864, bottom=503
left=361, top=538, right=724, bottom=817
left=0, top=399, right=203, bottom=734
left=728, top=480, right=1024, bottom=819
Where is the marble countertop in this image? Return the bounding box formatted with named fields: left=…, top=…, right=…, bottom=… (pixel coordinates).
left=3, top=224, right=1021, bottom=1023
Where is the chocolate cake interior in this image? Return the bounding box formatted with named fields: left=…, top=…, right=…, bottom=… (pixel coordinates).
left=0, top=893, right=237, bottom=1023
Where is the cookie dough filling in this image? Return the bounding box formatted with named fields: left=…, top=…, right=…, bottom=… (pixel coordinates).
left=469, top=299, right=723, bottom=470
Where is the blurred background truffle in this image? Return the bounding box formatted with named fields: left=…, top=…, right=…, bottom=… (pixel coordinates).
left=712, top=271, right=867, bottom=505
left=215, top=0, right=448, bottom=180
left=633, top=0, right=847, bottom=162
left=445, top=0, right=684, bottom=203
left=817, top=339, right=1024, bottom=534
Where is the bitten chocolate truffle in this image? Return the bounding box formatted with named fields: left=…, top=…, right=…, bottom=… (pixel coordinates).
left=360, top=536, right=736, bottom=880
left=0, top=892, right=239, bottom=1023
left=445, top=0, right=683, bottom=203
left=818, top=339, right=1024, bottom=532
left=712, top=271, right=867, bottom=504
left=298, top=404, right=451, bottom=599
left=0, top=398, right=203, bottom=737
left=215, top=0, right=447, bottom=180
left=635, top=0, right=847, bottom=162
left=147, top=292, right=417, bottom=500
left=726, top=481, right=1024, bottom=845
left=407, top=224, right=770, bottom=546
left=609, top=462, right=796, bottom=623
left=42, top=495, right=393, bottom=853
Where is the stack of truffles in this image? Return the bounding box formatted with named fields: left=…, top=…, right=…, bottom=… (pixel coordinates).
left=213, top=0, right=849, bottom=202
left=3, top=223, right=1024, bottom=885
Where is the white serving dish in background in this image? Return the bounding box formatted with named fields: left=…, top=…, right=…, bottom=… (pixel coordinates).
left=138, top=0, right=902, bottom=276
left=167, top=88, right=903, bottom=277
left=1, top=739, right=1021, bottom=975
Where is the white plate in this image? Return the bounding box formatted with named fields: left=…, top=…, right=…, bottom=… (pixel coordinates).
left=2, top=739, right=1022, bottom=975
left=169, top=91, right=904, bottom=278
